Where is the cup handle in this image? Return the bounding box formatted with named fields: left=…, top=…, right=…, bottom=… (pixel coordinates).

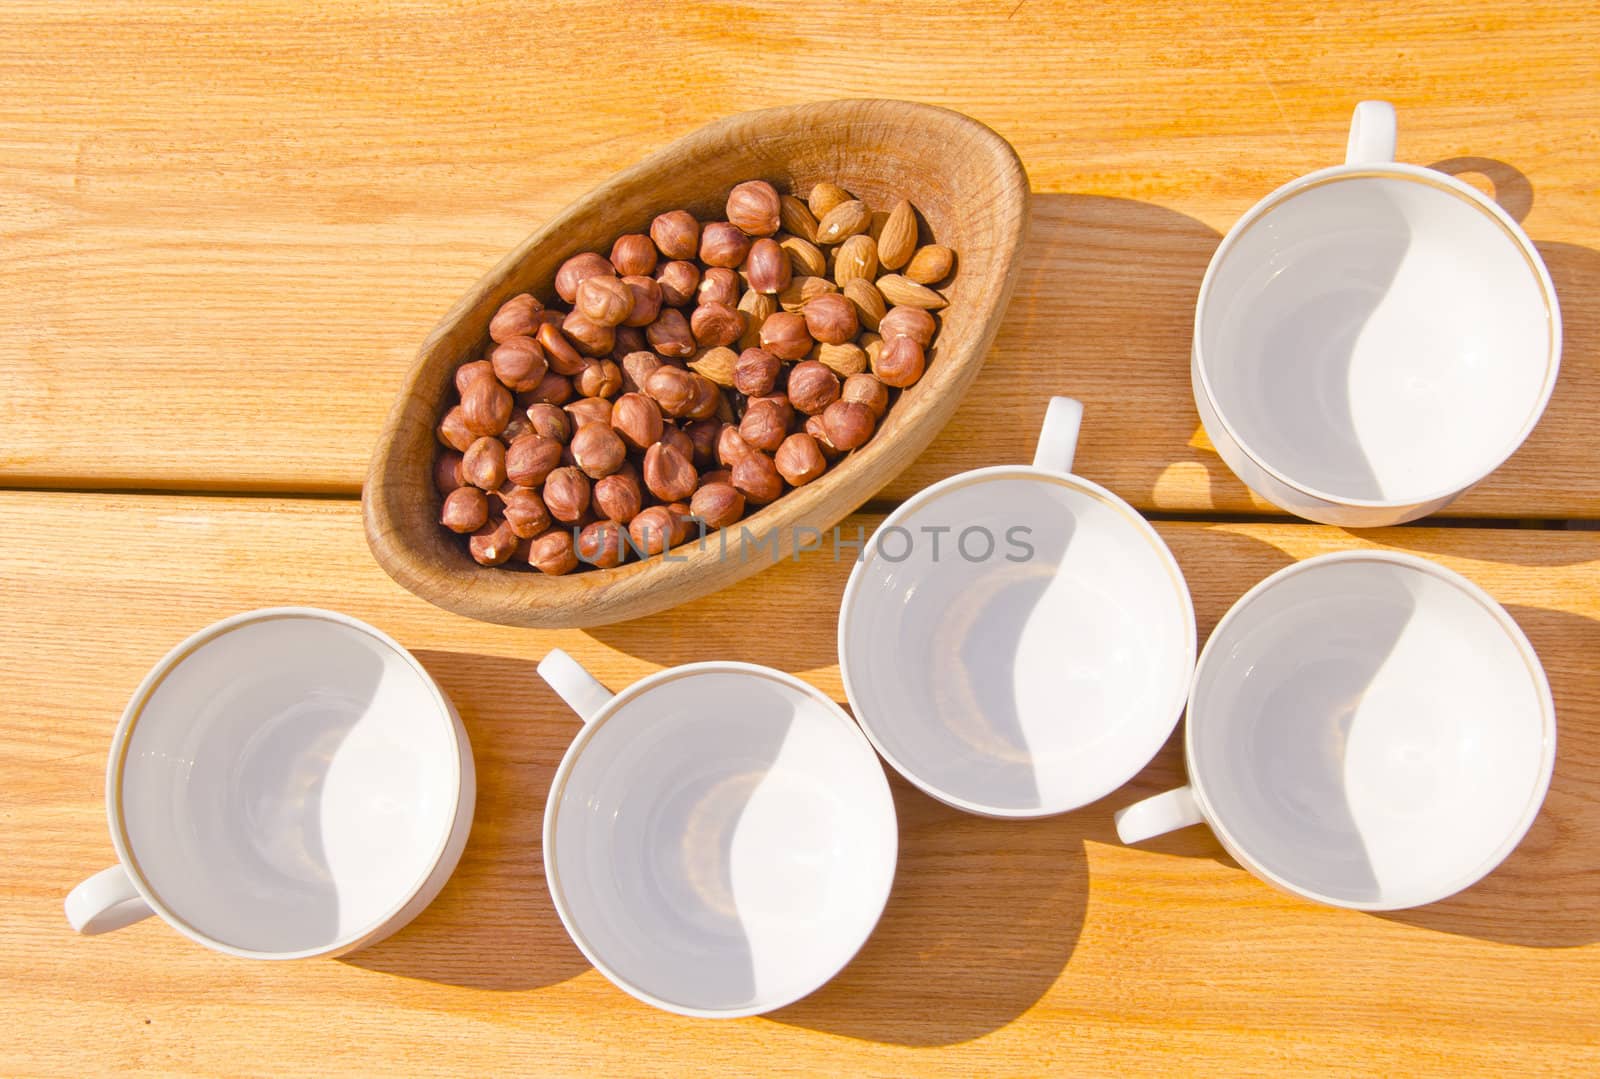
left=1114, top=786, right=1205, bottom=845
left=537, top=648, right=614, bottom=725
left=65, top=865, right=155, bottom=935
left=1345, top=100, right=1397, bottom=165
left=1032, top=396, right=1084, bottom=473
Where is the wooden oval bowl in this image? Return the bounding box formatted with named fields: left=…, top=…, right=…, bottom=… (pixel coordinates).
left=364, top=99, right=1029, bottom=628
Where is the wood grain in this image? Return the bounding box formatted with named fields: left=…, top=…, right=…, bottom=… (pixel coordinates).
left=365, top=99, right=1028, bottom=627
left=3, top=491, right=1597, bottom=1076
left=2, top=1, right=1598, bottom=515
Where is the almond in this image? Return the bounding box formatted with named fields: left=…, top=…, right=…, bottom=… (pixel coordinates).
left=816, top=199, right=871, bottom=245
left=905, top=244, right=955, bottom=284
left=842, top=278, right=886, bottom=331
left=736, top=290, right=775, bottom=350
left=780, top=235, right=827, bottom=278
left=779, top=275, right=838, bottom=313
left=688, top=345, right=739, bottom=387
left=877, top=199, right=918, bottom=270
left=807, top=181, right=852, bottom=219
left=833, top=234, right=879, bottom=286
left=876, top=273, right=947, bottom=310
left=779, top=196, right=819, bottom=243
left=816, top=341, right=868, bottom=377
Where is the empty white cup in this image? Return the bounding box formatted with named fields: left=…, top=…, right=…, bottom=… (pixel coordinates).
left=1193, top=101, right=1561, bottom=527
left=537, top=650, right=897, bottom=1017
left=65, top=608, right=476, bottom=957
left=1116, top=552, right=1555, bottom=910
left=838, top=397, right=1196, bottom=818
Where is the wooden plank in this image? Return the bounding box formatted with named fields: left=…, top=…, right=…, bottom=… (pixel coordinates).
left=2, top=490, right=1596, bottom=1076
left=1, top=1, right=1597, bottom=515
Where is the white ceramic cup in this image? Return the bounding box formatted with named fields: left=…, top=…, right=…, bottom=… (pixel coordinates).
left=1116, top=552, right=1555, bottom=910
left=65, top=608, right=476, bottom=957
left=537, top=649, right=897, bottom=1018
left=1193, top=101, right=1561, bottom=527
left=838, top=397, right=1196, bottom=818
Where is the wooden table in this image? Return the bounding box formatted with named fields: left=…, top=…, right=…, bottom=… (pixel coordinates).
left=3, top=3, right=1596, bottom=1075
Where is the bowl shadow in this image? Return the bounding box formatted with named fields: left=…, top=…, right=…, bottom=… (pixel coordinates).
left=339, top=649, right=591, bottom=991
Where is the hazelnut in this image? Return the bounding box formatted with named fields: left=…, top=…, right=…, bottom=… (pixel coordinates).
left=538, top=321, right=587, bottom=375
left=733, top=347, right=781, bottom=396
left=576, top=519, right=628, bottom=569
left=434, top=450, right=465, bottom=495
left=543, top=466, right=591, bottom=523
left=739, top=397, right=790, bottom=453
left=619, top=350, right=662, bottom=395
left=564, top=396, right=613, bottom=429
left=455, top=359, right=497, bottom=395
left=699, top=221, right=752, bottom=268
left=611, top=392, right=664, bottom=451
left=489, top=293, right=543, bottom=343
left=717, top=423, right=754, bottom=467
left=878, top=305, right=936, bottom=347
left=628, top=506, right=677, bottom=557
left=685, top=419, right=721, bottom=469
left=690, top=301, right=743, bottom=348
left=726, top=180, right=781, bottom=236
left=555, top=252, right=616, bottom=304
left=463, top=436, right=508, bottom=490
left=571, top=423, right=627, bottom=479
left=731, top=452, right=784, bottom=505
left=529, top=530, right=579, bottom=575
left=696, top=266, right=741, bottom=308
left=654, top=260, right=701, bottom=307
left=786, top=361, right=841, bottom=415
left=873, top=334, right=926, bottom=388
left=802, top=292, right=859, bottom=345
left=690, top=481, right=745, bottom=529
left=644, top=365, right=697, bottom=417
left=489, top=336, right=548, bottom=393
left=461, top=377, right=514, bottom=436
left=526, top=370, right=572, bottom=406
left=469, top=519, right=519, bottom=566
left=774, top=433, right=827, bottom=486
left=650, top=210, right=701, bottom=261
left=610, top=233, right=658, bottom=277
left=575, top=358, right=623, bottom=399
left=699, top=468, right=733, bottom=486
left=822, top=399, right=876, bottom=450
left=619, top=274, right=663, bottom=328
left=644, top=442, right=698, bottom=503
left=646, top=308, right=696, bottom=358
left=501, top=486, right=551, bottom=539
left=437, top=405, right=477, bottom=452
left=842, top=373, right=890, bottom=418
left=593, top=471, right=643, bottom=524
left=805, top=414, right=845, bottom=459
left=759, top=310, right=813, bottom=361
left=658, top=424, right=695, bottom=461
left=611, top=323, right=649, bottom=359
left=501, top=409, right=534, bottom=443
left=506, top=434, right=563, bottom=486
left=744, top=237, right=792, bottom=294
left=562, top=310, right=615, bottom=358
left=441, top=486, right=489, bottom=533
left=526, top=403, right=570, bottom=443
left=665, top=503, right=695, bottom=545
left=576, top=275, right=635, bottom=327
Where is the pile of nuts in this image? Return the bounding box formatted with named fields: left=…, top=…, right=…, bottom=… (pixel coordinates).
left=433, top=179, right=955, bottom=574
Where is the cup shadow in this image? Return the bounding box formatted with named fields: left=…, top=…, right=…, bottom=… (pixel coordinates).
left=339, top=649, right=591, bottom=991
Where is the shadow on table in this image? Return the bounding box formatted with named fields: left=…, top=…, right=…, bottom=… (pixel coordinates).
left=340, top=649, right=591, bottom=991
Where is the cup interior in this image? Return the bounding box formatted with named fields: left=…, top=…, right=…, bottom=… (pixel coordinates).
left=840, top=470, right=1195, bottom=816
left=1189, top=555, right=1553, bottom=909
left=547, top=667, right=896, bottom=1017
left=1198, top=170, right=1555, bottom=505
left=116, top=613, right=461, bottom=956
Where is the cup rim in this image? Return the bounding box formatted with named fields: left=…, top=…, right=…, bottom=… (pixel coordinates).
left=1184, top=550, right=1557, bottom=910
left=1192, top=161, right=1563, bottom=510
left=104, top=606, right=467, bottom=960
left=838, top=463, right=1197, bottom=819
left=540, top=660, right=899, bottom=1019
